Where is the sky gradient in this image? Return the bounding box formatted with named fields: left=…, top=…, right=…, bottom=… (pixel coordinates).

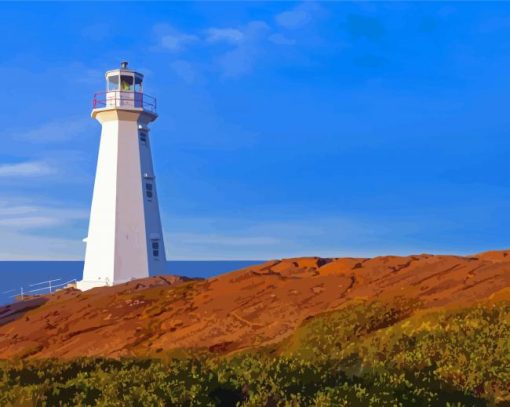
left=1, top=2, right=510, bottom=260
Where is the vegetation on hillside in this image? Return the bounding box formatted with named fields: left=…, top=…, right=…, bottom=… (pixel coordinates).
left=1, top=298, right=509, bottom=406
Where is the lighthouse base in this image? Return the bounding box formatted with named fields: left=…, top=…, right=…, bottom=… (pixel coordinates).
left=76, top=279, right=111, bottom=291
left=76, top=277, right=142, bottom=291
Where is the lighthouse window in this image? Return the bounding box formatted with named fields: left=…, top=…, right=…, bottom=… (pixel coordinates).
left=151, top=239, right=160, bottom=258
left=139, top=131, right=147, bottom=146
left=107, top=75, right=119, bottom=91
left=135, top=75, right=143, bottom=92
left=145, top=181, right=154, bottom=200
left=120, top=75, right=134, bottom=91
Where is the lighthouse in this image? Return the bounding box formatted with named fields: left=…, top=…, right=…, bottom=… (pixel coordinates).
left=77, top=62, right=167, bottom=291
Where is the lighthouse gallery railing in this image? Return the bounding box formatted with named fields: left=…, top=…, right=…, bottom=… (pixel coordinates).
left=93, top=91, right=157, bottom=113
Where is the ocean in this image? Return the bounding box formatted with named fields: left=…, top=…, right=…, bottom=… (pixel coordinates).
left=0, top=260, right=263, bottom=306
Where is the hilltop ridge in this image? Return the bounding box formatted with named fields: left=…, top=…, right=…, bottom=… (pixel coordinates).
left=1, top=250, right=510, bottom=359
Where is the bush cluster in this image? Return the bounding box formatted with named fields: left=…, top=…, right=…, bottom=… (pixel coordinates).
left=1, top=299, right=509, bottom=406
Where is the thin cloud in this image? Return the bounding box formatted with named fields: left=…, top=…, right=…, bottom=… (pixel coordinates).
left=0, top=200, right=87, bottom=230
left=153, top=23, right=198, bottom=52
left=269, top=33, right=296, bottom=46
left=152, top=15, right=302, bottom=80
left=15, top=118, right=92, bottom=143
left=0, top=205, right=40, bottom=216
left=160, top=33, right=198, bottom=51
left=0, top=216, right=61, bottom=228
left=0, top=230, right=84, bottom=260
left=175, top=233, right=281, bottom=247
left=170, top=60, right=199, bottom=84
left=206, top=28, right=245, bottom=44
left=219, top=47, right=255, bottom=78
left=154, top=21, right=272, bottom=79
left=216, top=21, right=270, bottom=78
left=0, top=161, right=55, bottom=177
left=0, top=199, right=88, bottom=259
left=275, top=2, right=322, bottom=30
left=164, top=215, right=409, bottom=260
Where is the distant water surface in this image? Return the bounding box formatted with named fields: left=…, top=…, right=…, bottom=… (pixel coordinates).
left=0, top=260, right=263, bottom=305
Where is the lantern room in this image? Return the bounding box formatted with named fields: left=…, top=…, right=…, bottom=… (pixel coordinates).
left=106, top=61, right=144, bottom=93
left=92, top=61, right=157, bottom=114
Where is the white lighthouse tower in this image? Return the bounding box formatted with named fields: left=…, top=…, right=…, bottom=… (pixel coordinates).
left=77, top=62, right=167, bottom=291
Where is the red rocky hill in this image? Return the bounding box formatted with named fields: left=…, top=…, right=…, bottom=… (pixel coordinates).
left=1, top=251, right=510, bottom=359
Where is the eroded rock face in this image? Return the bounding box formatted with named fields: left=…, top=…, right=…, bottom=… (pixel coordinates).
left=1, top=251, right=510, bottom=359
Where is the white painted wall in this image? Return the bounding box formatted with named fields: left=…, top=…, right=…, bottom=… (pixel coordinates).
left=78, top=108, right=166, bottom=291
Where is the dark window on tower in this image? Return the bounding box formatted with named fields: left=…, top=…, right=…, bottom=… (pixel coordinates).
left=139, top=131, right=147, bottom=146
left=145, top=181, right=153, bottom=200
left=151, top=239, right=160, bottom=258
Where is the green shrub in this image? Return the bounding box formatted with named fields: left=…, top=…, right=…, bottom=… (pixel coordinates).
left=1, top=299, right=508, bottom=406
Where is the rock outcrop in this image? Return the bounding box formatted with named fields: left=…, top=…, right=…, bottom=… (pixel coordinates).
left=1, top=251, right=510, bottom=359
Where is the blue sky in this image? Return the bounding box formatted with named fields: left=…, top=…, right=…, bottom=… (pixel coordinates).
left=2, top=1, right=510, bottom=260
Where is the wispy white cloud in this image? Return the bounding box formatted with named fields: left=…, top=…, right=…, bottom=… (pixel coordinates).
left=0, top=216, right=62, bottom=229
left=170, top=60, right=199, bottom=84
left=219, top=48, right=254, bottom=79
left=0, top=205, right=39, bottom=216
left=0, top=200, right=88, bottom=230
left=15, top=118, right=92, bottom=143
left=0, top=230, right=84, bottom=260
left=163, top=214, right=427, bottom=260
left=0, top=117, right=94, bottom=186
left=153, top=23, right=199, bottom=52
left=0, top=161, right=56, bottom=178
left=174, top=233, right=281, bottom=247
left=162, top=21, right=271, bottom=79
left=160, top=33, right=198, bottom=51
left=206, top=28, right=245, bottom=44
left=163, top=205, right=491, bottom=261
left=215, top=21, right=270, bottom=78
left=0, top=199, right=88, bottom=259
left=153, top=7, right=322, bottom=81
left=275, top=2, right=323, bottom=30
left=268, top=33, right=296, bottom=46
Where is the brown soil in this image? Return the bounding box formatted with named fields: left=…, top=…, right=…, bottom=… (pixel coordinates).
left=1, top=250, right=510, bottom=359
